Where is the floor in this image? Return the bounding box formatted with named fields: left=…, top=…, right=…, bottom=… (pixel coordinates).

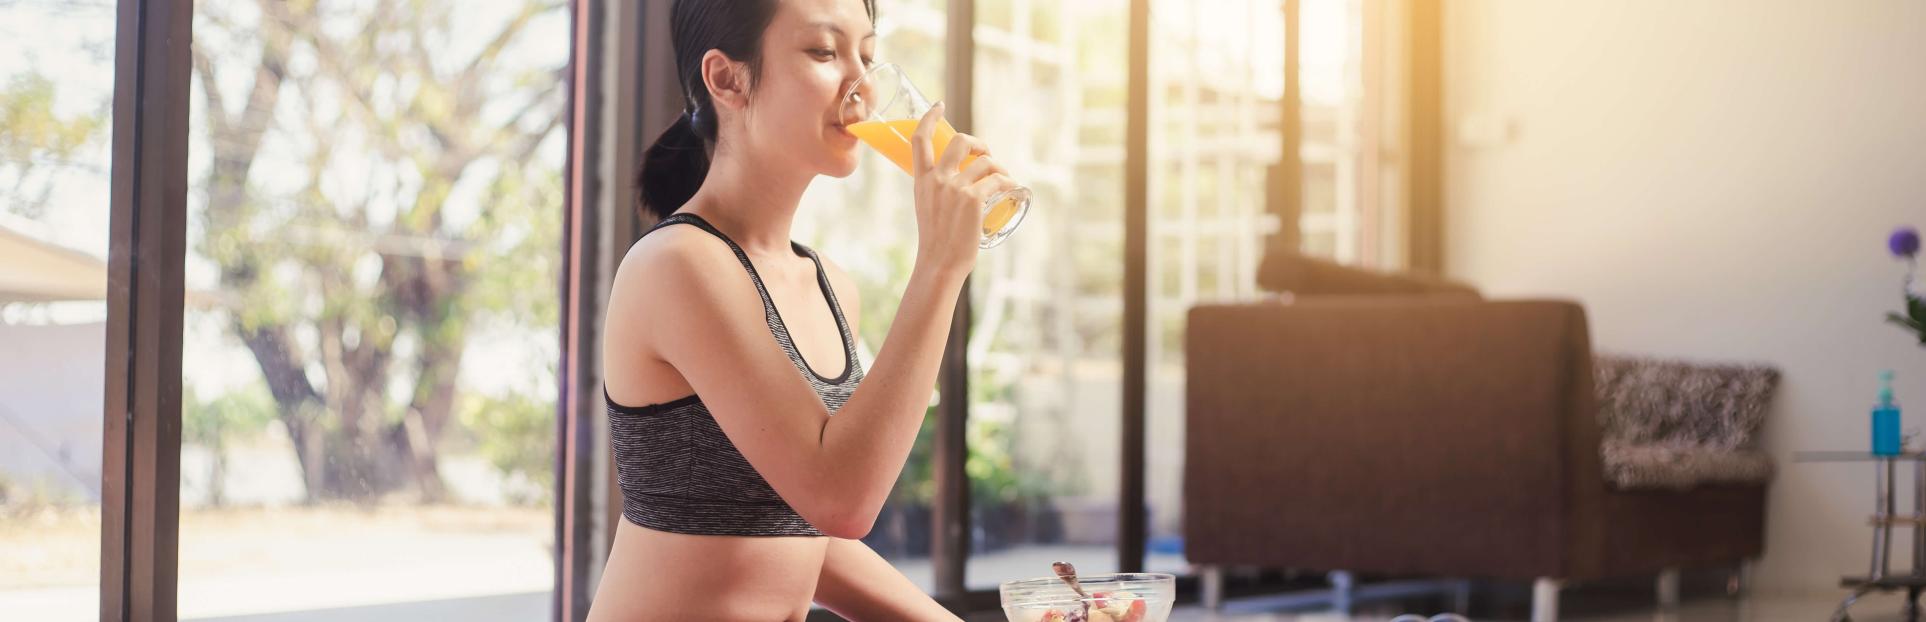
left=972, top=591, right=1922, bottom=622
left=94, top=588, right=1926, bottom=621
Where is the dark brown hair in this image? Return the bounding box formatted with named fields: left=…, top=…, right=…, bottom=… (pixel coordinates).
left=637, top=0, right=878, bottom=221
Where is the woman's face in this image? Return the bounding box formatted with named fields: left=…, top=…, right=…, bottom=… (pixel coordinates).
left=738, top=0, right=876, bottom=179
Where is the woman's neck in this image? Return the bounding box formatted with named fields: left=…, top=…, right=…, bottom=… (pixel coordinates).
left=685, top=145, right=812, bottom=257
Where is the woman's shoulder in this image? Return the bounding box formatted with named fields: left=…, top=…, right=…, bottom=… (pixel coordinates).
left=611, top=224, right=750, bottom=311
left=619, top=223, right=733, bottom=277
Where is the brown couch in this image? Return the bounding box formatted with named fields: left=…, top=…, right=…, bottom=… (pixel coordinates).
left=1181, top=253, right=1767, bottom=621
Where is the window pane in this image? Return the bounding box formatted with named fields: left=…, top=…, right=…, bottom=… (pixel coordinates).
left=793, top=0, right=949, bottom=593
left=963, top=0, right=1130, bottom=588
left=1300, top=0, right=1368, bottom=264
left=0, top=1, right=115, bottom=620
left=177, top=1, right=567, bottom=619
left=0, top=0, right=115, bottom=619
left=1145, top=0, right=1286, bottom=576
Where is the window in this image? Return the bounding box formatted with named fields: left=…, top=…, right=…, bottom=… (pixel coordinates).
left=174, top=1, right=568, bottom=618
left=1300, top=0, right=1401, bottom=268
left=964, top=0, right=1131, bottom=588
left=0, top=0, right=115, bottom=618
left=53, top=0, right=1423, bottom=615
left=1142, top=0, right=1287, bottom=575
left=1144, top=0, right=1398, bottom=576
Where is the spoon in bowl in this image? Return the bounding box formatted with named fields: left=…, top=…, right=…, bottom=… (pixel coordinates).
left=1052, top=561, right=1091, bottom=618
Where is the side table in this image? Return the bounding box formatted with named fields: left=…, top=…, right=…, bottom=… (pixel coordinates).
left=1795, top=451, right=1926, bottom=622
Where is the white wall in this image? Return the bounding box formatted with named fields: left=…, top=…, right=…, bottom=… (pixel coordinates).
left=0, top=321, right=104, bottom=503
left=1445, top=0, right=1926, bottom=593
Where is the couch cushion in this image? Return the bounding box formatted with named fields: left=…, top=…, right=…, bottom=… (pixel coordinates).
left=1594, top=355, right=1780, bottom=449
left=1594, top=355, right=1780, bottom=490
left=1601, top=441, right=1775, bottom=490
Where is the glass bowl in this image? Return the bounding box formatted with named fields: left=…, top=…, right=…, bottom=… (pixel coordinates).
left=998, top=572, right=1175, bottom=622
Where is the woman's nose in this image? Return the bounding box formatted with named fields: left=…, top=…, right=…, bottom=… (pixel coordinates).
left=839, top=71, right=871, bottom=122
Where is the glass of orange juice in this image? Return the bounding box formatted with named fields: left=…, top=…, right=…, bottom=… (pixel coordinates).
left=840, top=62, right=1031, bottom=249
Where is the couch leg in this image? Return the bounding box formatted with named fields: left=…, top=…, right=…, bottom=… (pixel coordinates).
left=1200, top=565, right=1224, bottom=611
left=1532, top=577, right=1563, bottom=622
left=1657, top=567, right=1681, bottom=608
left=1329, top=570, right=1356, bottom=615
left=1728, top=558, right=1754, bottom=596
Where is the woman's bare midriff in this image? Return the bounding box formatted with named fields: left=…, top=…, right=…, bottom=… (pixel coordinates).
left=587, top=518, right=830, bottom=621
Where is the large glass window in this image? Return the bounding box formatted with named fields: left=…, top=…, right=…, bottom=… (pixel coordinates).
left=793, top=0, right=950, bottom=593
left=1300, top=0, right=1383, bottom=265
left=175, top=1, right=567, bottom=618
left=2, top=0, right=1415, bottom=614
left=961, top=0, right=1132, bottom=588
left=1142, top=0, right=1394, bottom=577
left=0, top=1, right=116, bottom=619
left=1144, top=0, right=1288, bottom=576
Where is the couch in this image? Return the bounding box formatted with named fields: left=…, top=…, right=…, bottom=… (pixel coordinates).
left=1181, top=252, right=1772, bottom=621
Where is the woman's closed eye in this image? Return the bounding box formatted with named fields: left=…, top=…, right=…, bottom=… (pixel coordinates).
left=808, top=47, right=874, bottom=67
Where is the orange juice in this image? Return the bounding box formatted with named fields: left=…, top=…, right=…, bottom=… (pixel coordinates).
left=848, top=118, right=1021, bottom=235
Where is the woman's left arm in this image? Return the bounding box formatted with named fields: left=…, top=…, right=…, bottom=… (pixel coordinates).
left=814, top=537, right=962, bottom=621
left=809, top=263, right=956, bottom=620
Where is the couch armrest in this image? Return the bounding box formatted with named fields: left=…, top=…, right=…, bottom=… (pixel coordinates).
left=1182, top=298, right=1599, bottom=579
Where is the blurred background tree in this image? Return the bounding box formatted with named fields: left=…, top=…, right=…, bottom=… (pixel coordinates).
left=182, top=384, right=278, bottom=507
left=190, top=0, right=565, bottom=503
left=0, top=71, right=107, bottom=220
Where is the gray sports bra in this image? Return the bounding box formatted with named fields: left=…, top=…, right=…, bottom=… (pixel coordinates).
left=605, top=212, right=865, bottom=537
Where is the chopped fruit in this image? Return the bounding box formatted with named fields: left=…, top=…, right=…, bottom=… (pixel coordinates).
left=1090, top=591, right=1109, bottom=609
left=1121, top=599, right=1147, bottom=622
left=1087, top=609, right=1116, bottom=622
left=1039, top=611, right=1066, bottom=622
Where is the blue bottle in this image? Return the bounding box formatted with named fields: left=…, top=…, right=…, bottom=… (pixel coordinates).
left=1874, top=370, right=1903, bottom=456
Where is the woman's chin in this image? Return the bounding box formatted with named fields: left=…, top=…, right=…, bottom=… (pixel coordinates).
left=824, top=155, right=861, bottom=178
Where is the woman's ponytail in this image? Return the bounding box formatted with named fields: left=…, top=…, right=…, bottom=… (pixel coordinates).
left=637, top=110, right=712, bottom=222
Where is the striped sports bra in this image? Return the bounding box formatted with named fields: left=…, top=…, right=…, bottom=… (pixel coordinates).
left=606, top=212, right=865, bottom=537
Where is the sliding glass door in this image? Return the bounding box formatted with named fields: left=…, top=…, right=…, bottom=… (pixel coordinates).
left=173, top=1, right=568, bottom=618
left=0, top=1, right=117, bottom=619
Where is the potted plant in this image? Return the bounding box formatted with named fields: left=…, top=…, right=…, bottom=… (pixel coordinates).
left=1890, top=226, right=1925, bottom=345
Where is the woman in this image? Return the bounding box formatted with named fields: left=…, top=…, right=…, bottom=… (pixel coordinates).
left=588, top=0, right=1014, bottom=618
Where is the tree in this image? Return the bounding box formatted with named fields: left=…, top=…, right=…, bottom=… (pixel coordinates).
left=192, top=0, right=565, bottom=503
left=0, top=71, right=107, bottom=220
left=182, top=384, right=277, bottom=507
left=458, top=389, right=555, bottom=506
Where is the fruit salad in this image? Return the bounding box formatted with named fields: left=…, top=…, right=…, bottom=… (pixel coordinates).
left=1025, top=591, right=1150, bottom=622
left=1001, top=563, right=1172, bottom=622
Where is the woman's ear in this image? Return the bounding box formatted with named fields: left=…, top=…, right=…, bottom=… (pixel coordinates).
left=700, top=49, right=750, bottom=112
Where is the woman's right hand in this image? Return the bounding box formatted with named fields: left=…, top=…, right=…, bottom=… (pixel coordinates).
left=910, top=102, right=1014, bottom=278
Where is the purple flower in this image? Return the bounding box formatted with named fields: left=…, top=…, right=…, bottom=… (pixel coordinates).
left=1893, top=226, right=1921, bottom=258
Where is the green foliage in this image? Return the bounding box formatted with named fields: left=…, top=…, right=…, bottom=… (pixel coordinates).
left=1890, top=293, right=1926, bottom=345
left=183, top=384, right=279, bottom=449
left=182, top=0, right=567, bottom=501
left=965, top=416, right=1056, bottom=507
left=0, top=71, right=107, bottom=218
left=887, top=384, right=1059, bottom=510
left=461, top=157, right=564, bottom=330
left=181, top=384, right=280, bottom=506
left=457, top=391, right=555, bottom=506
left=890, top=407, right=941, bottom=506
left=967, top=370, right=1058, bottom=507
left=0, top=471, right=92, bottom=516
